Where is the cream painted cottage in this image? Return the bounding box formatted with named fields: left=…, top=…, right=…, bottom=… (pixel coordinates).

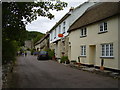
left=68, top=2, right=120, bottom=71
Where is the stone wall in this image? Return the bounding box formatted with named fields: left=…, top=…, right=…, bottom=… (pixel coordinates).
left=50, top=36, right=69, bottom=59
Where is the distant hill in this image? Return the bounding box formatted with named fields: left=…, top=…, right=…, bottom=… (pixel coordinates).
left=26, top=31, right=45, bottom=44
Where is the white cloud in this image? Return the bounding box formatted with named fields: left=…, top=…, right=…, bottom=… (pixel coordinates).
left=26, top=0, right=87, bottom=33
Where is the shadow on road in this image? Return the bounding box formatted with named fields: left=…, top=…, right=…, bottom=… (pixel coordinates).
left=37, top=59, right=50, bottom=61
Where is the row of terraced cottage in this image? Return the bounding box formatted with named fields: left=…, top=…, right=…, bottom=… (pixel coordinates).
left=35, top=2, right=120, bottom=72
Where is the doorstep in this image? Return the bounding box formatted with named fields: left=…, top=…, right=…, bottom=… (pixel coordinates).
left=65, top=63, right=120, bottom=79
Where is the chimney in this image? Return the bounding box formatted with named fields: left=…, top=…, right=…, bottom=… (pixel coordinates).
left=68, top=7, right=74, bottom=14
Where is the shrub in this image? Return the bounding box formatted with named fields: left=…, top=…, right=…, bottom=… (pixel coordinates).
left=2, top=40, right=18, bottom=64
left=27, top=48, right=30, bottom=51
left=60, top=56, right=70, bottom=64
left=31, top=49, right=35, bottom=55
left=44, top=48, right=55, bottom=59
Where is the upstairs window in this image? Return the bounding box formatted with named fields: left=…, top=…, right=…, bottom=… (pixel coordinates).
left=59, top=25, right=61, bottom=34
left=80, top=28, right=87, bottom=37
left=50, top=33, right=52, bottom=41
left=99, top=22, right=107, bottom=33
left=51, top=32, right=53, bottom=41
left=54, top=29, right=56, bottom=39
left=63, top=21, right=65, bottom=34
left=101, top=43, right=113, bottom=57
left=81, top=45, right=86, bottom=56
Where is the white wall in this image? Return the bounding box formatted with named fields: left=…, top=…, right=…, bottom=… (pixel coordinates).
left=118, top=14, right=120, bottom=69
left=35, top=44, right=40, bottom=50
left=49, top=2, right=97, bottom=44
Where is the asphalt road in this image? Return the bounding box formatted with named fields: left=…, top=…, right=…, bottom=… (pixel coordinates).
left=8, top=55, right=118, bottom=88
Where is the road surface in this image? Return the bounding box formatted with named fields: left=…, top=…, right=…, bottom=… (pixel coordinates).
left=7, top=55, right=118, bottom=88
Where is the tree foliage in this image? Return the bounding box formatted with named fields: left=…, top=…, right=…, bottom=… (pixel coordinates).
left=25, top=31, right=45, bottom=43
left=2, top=40, right=18, bottom=64
left=2, top=1, right=67, bottom=41
left=2, top=1, right=67, bottom=64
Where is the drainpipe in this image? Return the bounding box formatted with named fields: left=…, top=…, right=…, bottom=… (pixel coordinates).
left=78, top=56, right=81, bottom=66
left=100, top=59, right=104, bottom=71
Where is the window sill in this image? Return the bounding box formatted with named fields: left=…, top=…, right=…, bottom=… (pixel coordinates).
left=80, top=35, right=87, bottom=38
left=98, top=31, right=108, bottom=34
left=80, top=55, right=86, bottom=58
left=100, top=56, right=114, bottom=59
left=62, top=32, right=65, bottom=34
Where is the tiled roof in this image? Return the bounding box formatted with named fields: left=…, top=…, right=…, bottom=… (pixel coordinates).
left=35, top=33, right=49, bottom=45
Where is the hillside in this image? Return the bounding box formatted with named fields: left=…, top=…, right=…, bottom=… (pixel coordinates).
left=26, top=31, right=45, bottom=43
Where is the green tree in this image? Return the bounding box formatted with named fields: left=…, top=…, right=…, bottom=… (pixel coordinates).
left=2, top=39, right=18, bottom=64
left=26, top=31, right=45, bottom=42
left=2, top=1, right=67, bottom=41
left=2, top=1, right=67, bottom=64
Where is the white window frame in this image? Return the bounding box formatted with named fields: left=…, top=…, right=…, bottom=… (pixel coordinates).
left=101, top=43, right=113, bottom=57
left=50, top=33, right=52, bottom=41
left=54, top=29, right=56, bottom=39
left=63, top=21, right=65, bottom=34
left=81, top=45, right=86, bottom=56
left=80, top=28, right=87, bottom=37
left=51, top=32, right=53, bottom=41
left=99, top=22, right=107, bottom=32
left=59, top=25, right=61, bottom=34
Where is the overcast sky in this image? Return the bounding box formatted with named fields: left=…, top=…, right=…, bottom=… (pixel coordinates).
left=26, top=0, right=88, bottom=33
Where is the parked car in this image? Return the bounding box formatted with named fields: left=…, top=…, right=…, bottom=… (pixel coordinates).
left=37, top=51, right=49, bottom=60
left=33, top=51, right=39, bottom=55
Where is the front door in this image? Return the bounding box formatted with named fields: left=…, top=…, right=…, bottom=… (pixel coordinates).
left=89, top=45, right=96, bottom=65
left=55, top=43, right=58, bottom=58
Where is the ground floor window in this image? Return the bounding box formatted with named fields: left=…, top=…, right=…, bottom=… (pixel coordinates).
left=81, top=45, right=86, bottom=56
left=101, top=43, right=113, bottom=57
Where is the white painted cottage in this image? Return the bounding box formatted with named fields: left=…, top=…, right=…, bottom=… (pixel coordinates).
left=49, top=2, right=97, bottom=59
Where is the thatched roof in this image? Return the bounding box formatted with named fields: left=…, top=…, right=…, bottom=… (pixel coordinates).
left=68, top=2, right=120, bottom=32
left=49, top=2, right=90, bottom=33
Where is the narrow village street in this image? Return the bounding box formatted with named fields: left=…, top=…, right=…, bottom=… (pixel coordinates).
left=6, top=55, right=118, bottom=88
left=2, top=1, right=120, bottom=90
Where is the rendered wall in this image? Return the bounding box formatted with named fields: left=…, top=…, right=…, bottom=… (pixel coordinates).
left=69, top=16, right=119, bottom=70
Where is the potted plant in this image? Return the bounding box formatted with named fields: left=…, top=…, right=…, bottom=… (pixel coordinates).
left=60, top=56, right=70, bottom=64
left=45, top=49, right=55, bottom=60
